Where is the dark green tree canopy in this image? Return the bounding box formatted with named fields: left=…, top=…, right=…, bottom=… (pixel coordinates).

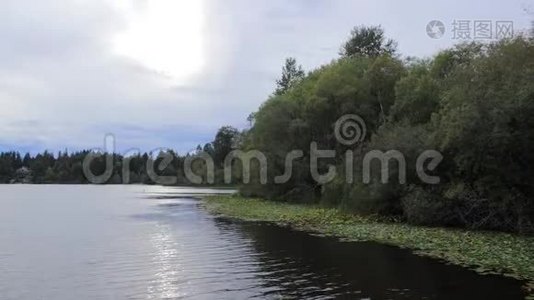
left=212, top=126, right=240, bottom=166
left=242, top=33, right=534, bottom=233
left=340, top=25, right=397, bottom=57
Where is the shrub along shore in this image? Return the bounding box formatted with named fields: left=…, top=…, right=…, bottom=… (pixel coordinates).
left=203, top=195, right=534, bottom=296
left=237, top=30, right=534, bottom=234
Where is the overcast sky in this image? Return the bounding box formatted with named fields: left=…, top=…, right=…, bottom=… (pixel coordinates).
left=0, top=0, right=532, bottom=155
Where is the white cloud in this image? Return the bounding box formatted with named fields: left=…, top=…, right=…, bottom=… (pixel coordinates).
left=112, top=0, right=206, bottom=82
left=0, top=0, right=530, bottom=154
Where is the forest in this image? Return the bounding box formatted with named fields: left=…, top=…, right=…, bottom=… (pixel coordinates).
left=240, top=26, right=534, bottom=234
left=0, top=125, right=240, bottom=186
left=1, top=26, right=533, bottom=234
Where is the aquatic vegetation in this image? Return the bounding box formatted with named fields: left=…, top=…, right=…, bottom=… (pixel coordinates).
left=204, top=195, right=534, bottom=296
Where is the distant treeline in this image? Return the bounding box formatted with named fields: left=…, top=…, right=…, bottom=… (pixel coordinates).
left=0, top=126, right=242, bottom=185
left=239, top=26, right=534, bottom=234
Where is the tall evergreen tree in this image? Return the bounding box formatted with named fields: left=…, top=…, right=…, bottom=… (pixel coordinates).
left=274, top=57, right=305, bottom=95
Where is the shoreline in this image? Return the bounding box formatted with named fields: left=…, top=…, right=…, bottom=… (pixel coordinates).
left=203, top=195, right=534, bottom=297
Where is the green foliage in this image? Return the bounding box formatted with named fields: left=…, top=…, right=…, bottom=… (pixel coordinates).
left=242, top=55, right=406, bottom=201
left=241, top=29, right=534, bottom=234
left=211, top=125, right=240, bottom=167
left=274, top=57, right=305, bottom=96
left=390, top=62, right=439, bottom=124
left=340, top=25, right=397, bottom=58
left=401, top=187, right=457, bottom=226
left=0, top=152, right=20, bottom=183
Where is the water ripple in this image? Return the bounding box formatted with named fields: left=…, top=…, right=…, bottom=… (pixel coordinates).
left=0, top=186, right=526, bottom=300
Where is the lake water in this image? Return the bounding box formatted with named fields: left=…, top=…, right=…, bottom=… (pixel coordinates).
left=0, top=185, right=526, bottom=299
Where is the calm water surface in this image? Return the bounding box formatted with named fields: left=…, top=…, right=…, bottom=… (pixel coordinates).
left=0, top=185, right=526, bottom=299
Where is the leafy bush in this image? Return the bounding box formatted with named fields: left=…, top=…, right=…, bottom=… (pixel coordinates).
left=239, top=32, right=534, bottom=234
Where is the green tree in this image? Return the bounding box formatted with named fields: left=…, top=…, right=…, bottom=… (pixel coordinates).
left=390, top=61, right=439, bottom=125
left=340, top=25, right=397, bottom=57
left=213, top=126, right=239, bottom=167
left=274, top=57, right=305, bottom=95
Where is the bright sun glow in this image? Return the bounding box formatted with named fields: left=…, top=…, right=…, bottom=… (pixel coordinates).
left=113, top=0, right=205, bottom=82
